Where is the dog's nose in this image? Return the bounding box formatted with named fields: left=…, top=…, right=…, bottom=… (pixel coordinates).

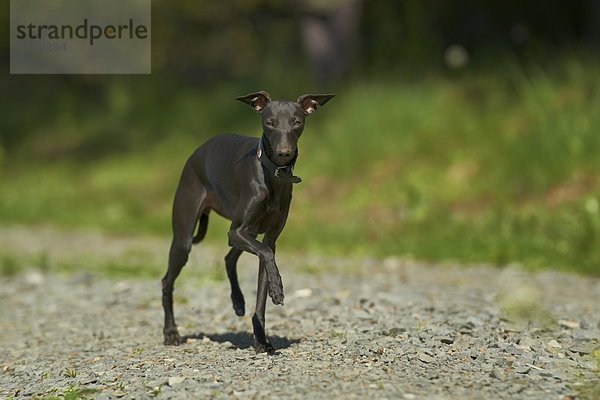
left=277, top=149, right=294, bottom=159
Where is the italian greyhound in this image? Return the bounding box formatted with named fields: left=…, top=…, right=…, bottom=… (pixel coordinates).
left=162, top=91, right=334, bottom=353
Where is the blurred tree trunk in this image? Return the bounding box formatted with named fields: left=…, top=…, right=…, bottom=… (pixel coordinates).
left=298, top=0, right=363, bottom=87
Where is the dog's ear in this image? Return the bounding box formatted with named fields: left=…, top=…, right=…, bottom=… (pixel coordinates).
left=297, top=94, right=335, bottom=115
left=236, top=91, right=272, bottom=113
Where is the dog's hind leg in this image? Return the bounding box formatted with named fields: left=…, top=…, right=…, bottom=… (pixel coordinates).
left=162, top=166, right=206, bottom=345
left=225, top=247, right=247, bottom=317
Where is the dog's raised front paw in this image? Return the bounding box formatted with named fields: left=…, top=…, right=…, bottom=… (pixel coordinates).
left=268, top=284, right=284, bottom=305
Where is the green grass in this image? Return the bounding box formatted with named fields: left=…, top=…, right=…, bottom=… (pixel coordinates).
left=1, top=57, right=599, bottom=275
left=33, top=386, right=98, bottom=400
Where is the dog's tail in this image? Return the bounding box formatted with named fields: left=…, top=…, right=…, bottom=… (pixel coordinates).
left=192, top=212, right=209, bottom=244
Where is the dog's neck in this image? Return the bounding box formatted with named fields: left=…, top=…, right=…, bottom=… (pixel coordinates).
left=257, top=136, right=301, bottom=184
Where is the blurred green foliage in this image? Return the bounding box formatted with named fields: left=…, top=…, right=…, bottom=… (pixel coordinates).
left=1, top=1, right=599, bottom=275
left=1, top=57, right=599, bottom=275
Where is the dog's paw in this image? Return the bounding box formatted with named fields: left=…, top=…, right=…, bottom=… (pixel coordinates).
left=254, top=340, right=276, bottom=355
left=231, top=292, right=246, bottom=316
left=268, top=284, right=284, bottom=306
left=233, top=302, right=245, bottom=317
left=163, top=328, right=183, bottom=346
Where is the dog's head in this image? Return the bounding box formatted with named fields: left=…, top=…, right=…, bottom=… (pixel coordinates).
left=236, top=91, right=335, bottom=167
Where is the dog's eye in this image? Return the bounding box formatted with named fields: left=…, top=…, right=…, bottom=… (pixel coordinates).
left=265, top=120, right=275, bottom=127
left=292, top=120, right=302, bottom=127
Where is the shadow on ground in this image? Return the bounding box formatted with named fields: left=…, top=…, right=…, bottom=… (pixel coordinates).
left=182, top=332, right=301, bottom=350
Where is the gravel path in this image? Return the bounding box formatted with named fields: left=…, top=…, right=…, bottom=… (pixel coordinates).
left=0, top=235, right=599, bottom=399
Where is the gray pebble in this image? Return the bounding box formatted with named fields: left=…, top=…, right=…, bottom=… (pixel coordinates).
left=514, top=365, right=531, bottom=374
left=491, top=367, right=507, bottom=380
left=417, top=352, right=436, bottom=364
left=569, top=341, right=597, bottom=355
left=439, top=337, right=454, bottom=345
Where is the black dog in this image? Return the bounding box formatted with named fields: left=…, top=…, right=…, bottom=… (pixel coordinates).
left=162, top=91, right=334, bottom=353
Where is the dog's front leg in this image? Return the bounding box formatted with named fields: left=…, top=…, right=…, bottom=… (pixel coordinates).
left=228, top=227, right=284, bottom=306
left=252, top=237, right=279, bottom=353
left=253, top=260, right=274, bottom=353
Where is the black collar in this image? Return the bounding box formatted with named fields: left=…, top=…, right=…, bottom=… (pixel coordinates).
left=257, top=138, right=302, bottom=184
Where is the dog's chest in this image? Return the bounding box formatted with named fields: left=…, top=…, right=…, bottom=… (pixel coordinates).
left=254, top=191, right=291, bottom=232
